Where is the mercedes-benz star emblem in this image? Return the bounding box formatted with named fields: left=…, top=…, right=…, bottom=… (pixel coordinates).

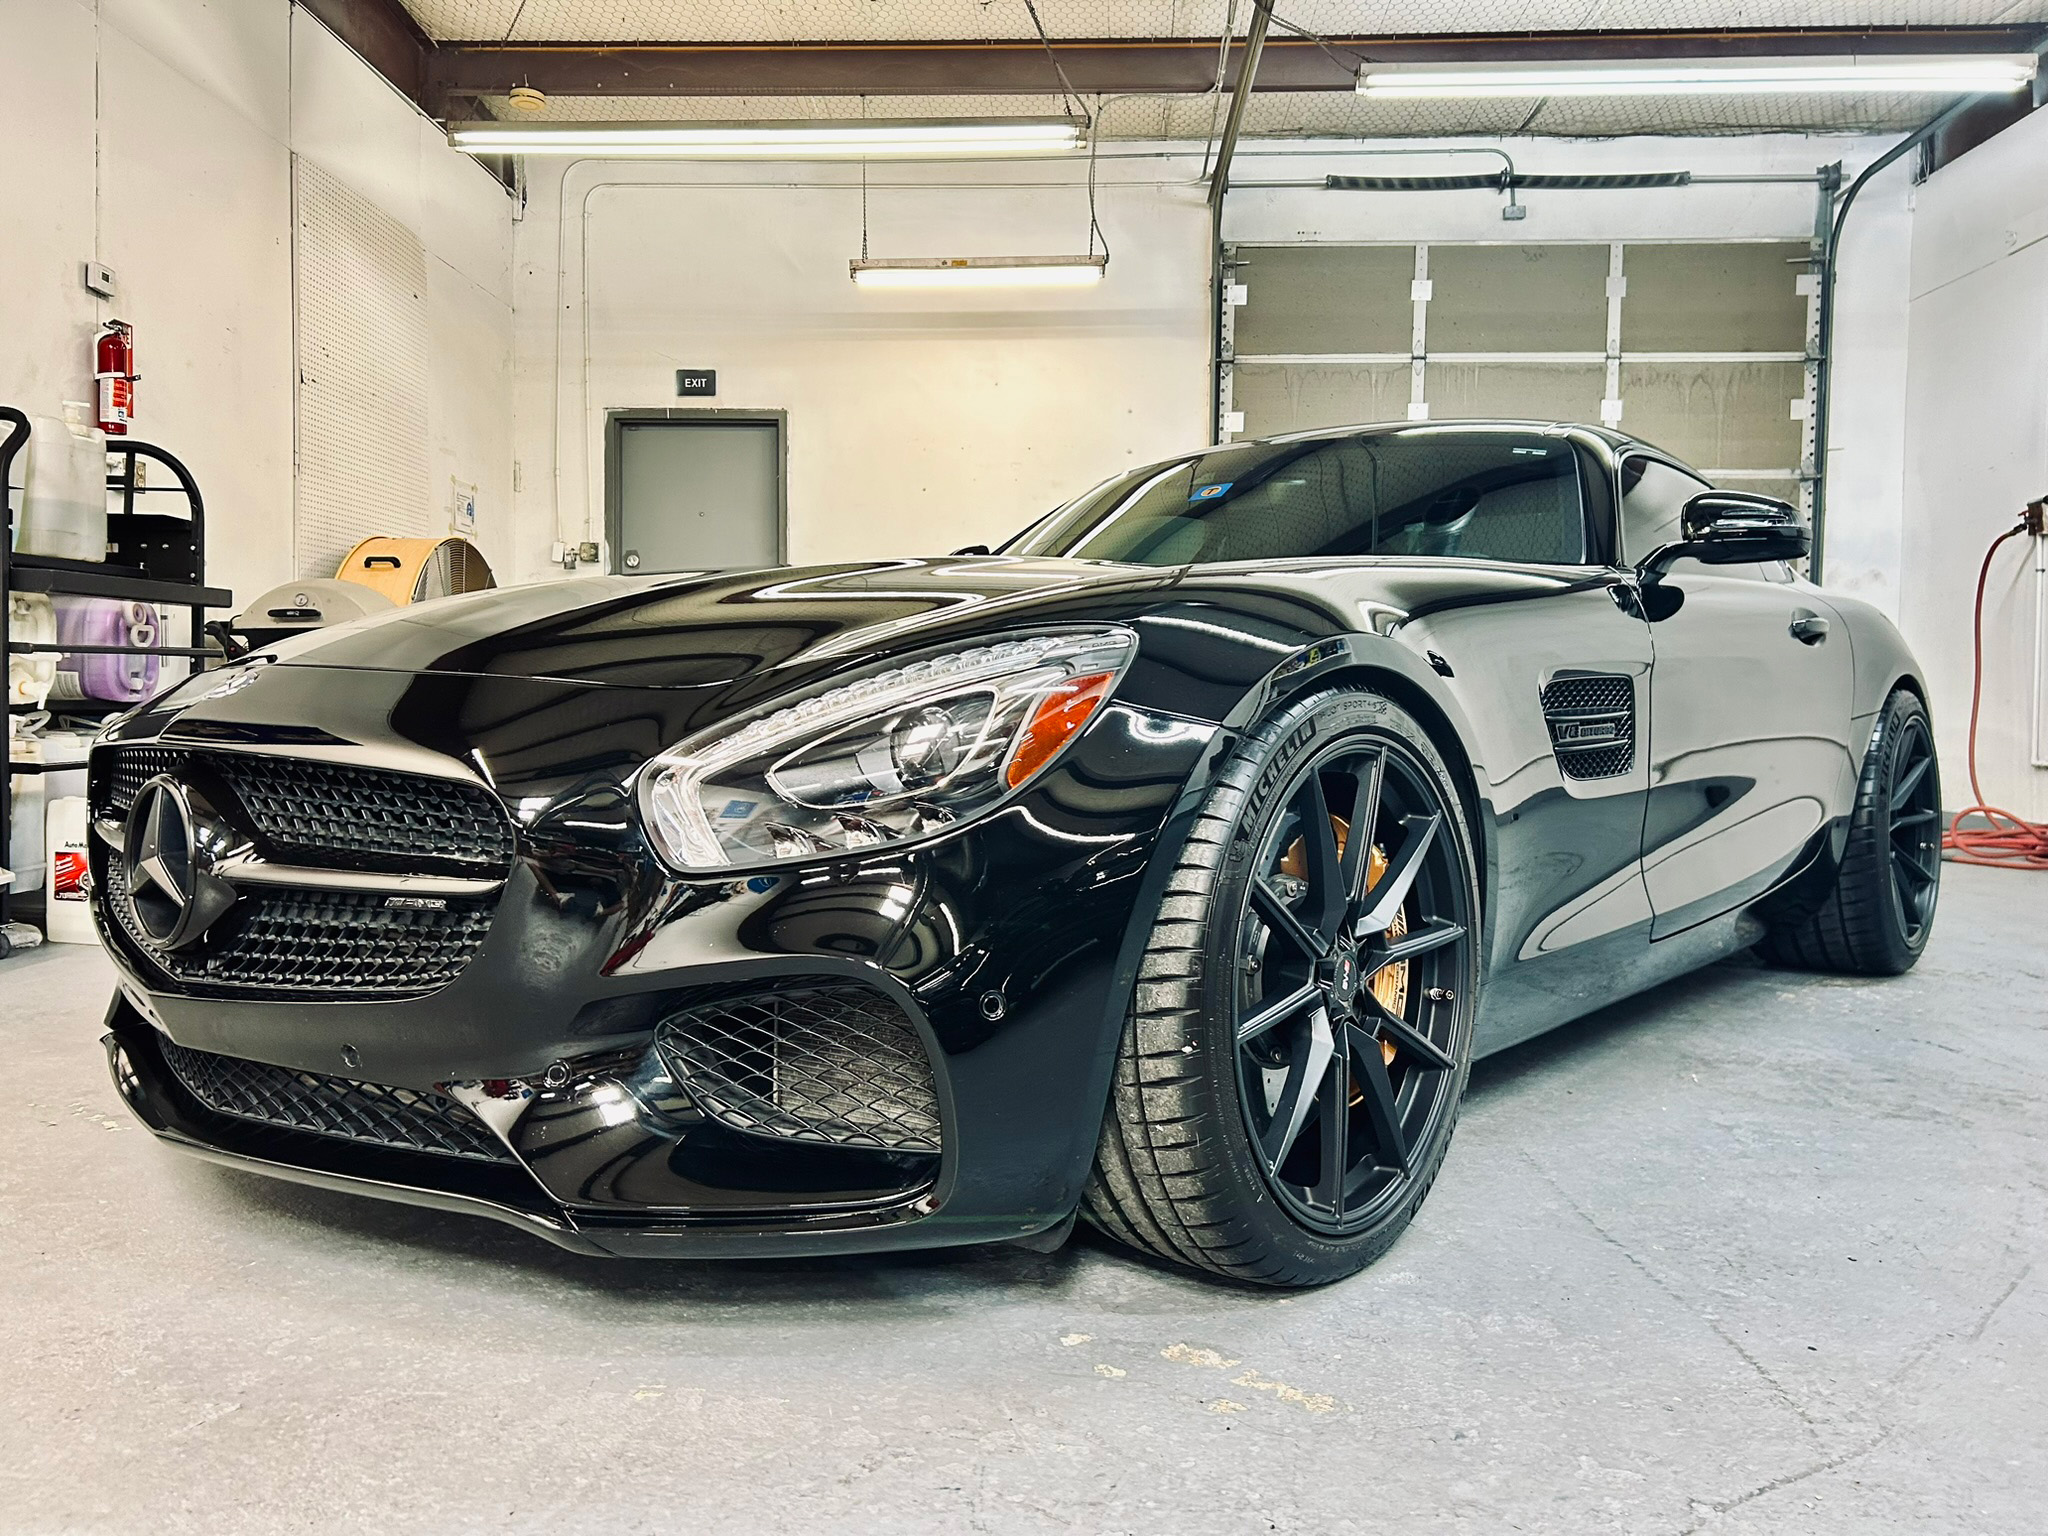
left=123, top=776, right=237, bottom=951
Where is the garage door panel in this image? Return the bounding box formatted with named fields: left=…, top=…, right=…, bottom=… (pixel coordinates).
left=1618, top=360, right=1804, bottom=472
left=1621, top=242, right=1808, bottom=352
left=1233, top=362, right=1410, bottom=439
left=1426, top=362, right=1605, bottom=427
left=1427, top=244, right=1609, bottom=352
left=1233, top=246, right=1414, bottom=355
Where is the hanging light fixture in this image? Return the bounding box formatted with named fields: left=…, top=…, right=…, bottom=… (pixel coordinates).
left=849, top=255, right=1108, bottom=289
left=1356, top=54, right=2038, bottom=98
left=448, top=118, right=1085, bottom=158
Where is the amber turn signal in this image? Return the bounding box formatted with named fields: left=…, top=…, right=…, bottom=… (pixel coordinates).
left=1004, top=672, right=1117, bottom=789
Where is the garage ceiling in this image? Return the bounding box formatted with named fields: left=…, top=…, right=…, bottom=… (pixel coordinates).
left=399, top=3, right=2048, bottom=44
left=361, top=0, right=2048, bottom=137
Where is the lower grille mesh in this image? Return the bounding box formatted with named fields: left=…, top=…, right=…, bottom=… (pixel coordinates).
left=158, top=1036, right=510, bottom=1163
left=657, top=985, right=941, bottom=1154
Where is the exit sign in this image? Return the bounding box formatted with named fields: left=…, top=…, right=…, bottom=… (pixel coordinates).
left=676, top=369, right=717, bottom=397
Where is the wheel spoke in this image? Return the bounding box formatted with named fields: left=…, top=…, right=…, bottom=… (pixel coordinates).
left=1260, top=1006, right=1335, bottom=1174
left=1354, top=813, right=1442, bottom=935
left=1891, top=808, right=1939, bottom=830
left=1312, top=1052, right=1350, bottom=1212
left=1890, top=752, right=1931, bottom=813
left=1893, top=845, right=1937, bottom=888
left=1372, top=917, right=1467, bottom=970
left=1252, top=878, right=1330, bottom=960
left=1236, top=981, right=1320, bottom=1045
left=1339, top=751, right=1386, bottom=905
left=1299, top=773, right=1346, bottom=942
left=1359, top=996, right=1457, bottom=1071
left=1344, top=1021, right=1410, bottom=1173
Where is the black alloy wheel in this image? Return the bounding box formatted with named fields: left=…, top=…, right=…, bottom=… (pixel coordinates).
left=1759, top=686, right=1940, bottom=976
left=1085, top=687, right=1482, bottom=1286
left=1885, top=713, right=1941, bottom=945
left=1234, top=742, right=1472, bottom=1233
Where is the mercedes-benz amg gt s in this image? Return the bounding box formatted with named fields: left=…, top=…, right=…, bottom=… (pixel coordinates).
left=92, top=422, right=1940, bottom=1286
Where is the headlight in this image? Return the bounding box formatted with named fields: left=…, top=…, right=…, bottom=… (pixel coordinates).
left=639, top=628, right=1137, bottom=872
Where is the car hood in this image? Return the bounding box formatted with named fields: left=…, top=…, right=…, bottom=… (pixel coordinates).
left=261, top=557, right=1189, bottom=690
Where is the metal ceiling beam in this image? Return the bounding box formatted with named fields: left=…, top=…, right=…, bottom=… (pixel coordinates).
left=297, top=0, right=435, bottom=110
left=422, top=28, right=2041, bottom=108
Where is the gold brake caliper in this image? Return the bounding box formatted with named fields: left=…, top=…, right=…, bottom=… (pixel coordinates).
left=1281, top=816, right=1409, bottom=1070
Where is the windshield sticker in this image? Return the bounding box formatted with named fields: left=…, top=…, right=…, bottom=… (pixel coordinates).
left=1190, top=482, right=1234, bottom=503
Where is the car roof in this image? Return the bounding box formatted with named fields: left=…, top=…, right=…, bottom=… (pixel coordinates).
left=1231, top=418, right=1635, bottom=451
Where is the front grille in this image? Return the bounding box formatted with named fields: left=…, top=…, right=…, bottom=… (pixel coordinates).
left=106, top=877, right=494, bottom=997
left=158, top=1035, right=511, bottom=1163
left=104, top=747, right=180, bottom=814
left=97, top=747, right=513, bottom=874
left=1541, top=673, right=1636, bottom=782
left=657, top=985, right=942, bottom=1154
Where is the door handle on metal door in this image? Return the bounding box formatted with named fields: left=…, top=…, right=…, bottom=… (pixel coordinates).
left=1788, top=612, right=1830, bottom=645
left=623, top=550, right=642, bottom=571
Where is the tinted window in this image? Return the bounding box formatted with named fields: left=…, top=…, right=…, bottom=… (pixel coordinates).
left=1007, top=431, right=1591, bottom=567
left=1620, top=455, right=1774, bottom=581
left=1618, top=456, right=1708, bottom=560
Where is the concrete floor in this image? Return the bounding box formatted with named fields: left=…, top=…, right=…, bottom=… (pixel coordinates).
left=1, top=864, right=2042, bottom=1535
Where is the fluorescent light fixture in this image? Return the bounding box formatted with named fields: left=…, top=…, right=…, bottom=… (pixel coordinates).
left=448, top=118, right=1084, bottom=158
left=1357, top=54, right=2037, bottom=98
left=850, top=255, right=1108, bottom=289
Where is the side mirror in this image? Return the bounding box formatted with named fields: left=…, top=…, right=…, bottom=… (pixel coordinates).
left=951, top=544, right=992, bottom=556
left=1640, top=491, right=1810, bottom=582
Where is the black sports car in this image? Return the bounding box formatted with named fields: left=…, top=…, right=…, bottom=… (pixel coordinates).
left=92, top=422, right=1940, bottom=1286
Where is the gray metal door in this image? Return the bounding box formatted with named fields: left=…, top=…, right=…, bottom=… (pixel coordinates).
left=612, top=416, right=783, bottom=574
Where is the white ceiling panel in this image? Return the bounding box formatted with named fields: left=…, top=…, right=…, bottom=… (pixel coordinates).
left=403, top=0, right=2048, bottom=44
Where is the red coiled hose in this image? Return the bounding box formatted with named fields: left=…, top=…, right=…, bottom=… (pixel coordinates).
left=1942, top=520, right=2048, bottom=869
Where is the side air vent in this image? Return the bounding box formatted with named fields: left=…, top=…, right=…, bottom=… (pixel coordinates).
left=1541, top=673, right=1636, bottom=781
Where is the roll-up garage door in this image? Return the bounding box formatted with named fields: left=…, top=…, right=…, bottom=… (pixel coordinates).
left=292, top=157, right=431, bottom=581
left=1225, top=240, right=1814, bottom=512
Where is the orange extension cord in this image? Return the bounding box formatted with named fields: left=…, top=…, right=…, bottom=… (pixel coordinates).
left=1941, top=511, right=2048, bottom=870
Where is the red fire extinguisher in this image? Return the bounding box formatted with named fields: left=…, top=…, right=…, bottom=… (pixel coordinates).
left=95, top=319, right=137, bottom=435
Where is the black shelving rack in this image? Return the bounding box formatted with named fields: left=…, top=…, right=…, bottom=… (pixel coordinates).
left=1, top=405, right=234, bottom=948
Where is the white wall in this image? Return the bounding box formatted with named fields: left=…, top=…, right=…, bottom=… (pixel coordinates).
left=509, top=157, right=1211, bottom=581
left=0, top=0, right=514, bottom=611
left=1900, top=107, right=2048, bottom=821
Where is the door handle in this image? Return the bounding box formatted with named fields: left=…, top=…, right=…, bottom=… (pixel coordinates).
left=1788, top=612, right=1830, bottom=645
left=623, top=549, right=642, bottom=571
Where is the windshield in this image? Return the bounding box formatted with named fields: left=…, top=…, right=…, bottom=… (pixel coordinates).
left=1004, top=428, right=1591, bottom=567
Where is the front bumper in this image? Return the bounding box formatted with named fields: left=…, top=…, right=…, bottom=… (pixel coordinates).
left=105, top=1003, right=972, bottom=1258
left=94, top=671, right=1218, bottom=1257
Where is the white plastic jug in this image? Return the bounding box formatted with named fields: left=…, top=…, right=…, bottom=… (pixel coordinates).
left=13, top=413, right=108, bottom=563
left=44, top=796, right=97, bottom=944
left=7, top=593, right=56, bottom=707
